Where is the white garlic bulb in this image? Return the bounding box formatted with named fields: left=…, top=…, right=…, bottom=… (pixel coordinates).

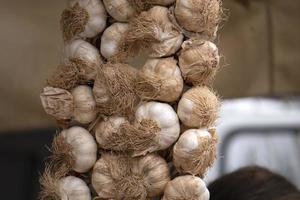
left=40, top=169, right=92, bottom=200
left=148, top=6, right=184, bottom=57
left=72, top=85, right=97, bottom=124
left=60, top=126, right=97, bottom=173
left=173, top=129, right=218, bottom=176
left=103, top=0, right=135, bottom=22
left=174, top=0, right=221, bottom=39
left=63, top=39, right=102, bottom=81
left=135, top=101, right=180, bottom=153
left=162, top=175, right=209, bottom=200
left=61, top=0, right=107, bottom=41
left=95, top=101, right=180, bottom=156
left=135, top=57, right=183, bottom=102
left=177, top=86, right=219, bottom=128
left=95, top=116, right=126, bottom=149
left=59, top=176, right=91, bottom=200
left=92, top=153, right=170, bottom=199
left=101, top=23, right=129, bottom=59
left=179, top=39, right=220, bottom=85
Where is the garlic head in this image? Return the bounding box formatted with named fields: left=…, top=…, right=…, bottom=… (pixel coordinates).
left=103, top=0, right=135, bottom=22
left=92, top=153, right=170, bottom=199
left=59, top=176, right=91, bottom=200
left=61, top=0, right=107, bottom=41
left=135, top=101, right=180, bottom=152
left=173, top=128, right=218, bottom=176
left=177, top=86, right=220, bottom=128
left=174, top=0, right=221, bottom=39
left=136, top=57, right=183, bottom=102
left=162, top=175, right=209, bottom=200
left=179, top=39, right=220, bottom=85
left=101, top=23, right=129, bottom=59
left=61, top=126, right=97, bottom=173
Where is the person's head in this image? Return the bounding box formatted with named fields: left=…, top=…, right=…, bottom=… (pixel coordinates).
left=208, top=166, right=300, bottom=200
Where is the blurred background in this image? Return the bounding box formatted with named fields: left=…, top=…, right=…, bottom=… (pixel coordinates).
left=0, top=0, right=299, bottom=199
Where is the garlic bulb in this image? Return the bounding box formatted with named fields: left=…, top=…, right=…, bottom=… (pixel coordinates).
left=134, top=101, right=180, bottom=154
left=64, top=39, right=103, bottom=81
left=162, top=175, right=209, bottom=200
left=59, top=176, right=91, bottom=200
left=173, top=129, right=218, bottom=176
left=177, top=86, right=219, bottom=128
left=101, top=23, right=129, bottom=59
left=135, top=57, right=183, bottom=102
left=120, top=6, right=183, bottom=59
left=95, top=101, right=180, bottom=156
left=174, top=0, right=221, bottom=39
left=179, top=39, right=220, bottom=85
left=40, top=87, right=74, bottom=120
left=93, top=63, right=139, bottom=116
left=103, top=0, right=135, bottom=22
left=72, top=85, right=97, bottom=124
left=51, top=126, right=97, bottom=173
left=92, top=153, right=170, bottom=199
left=40, top=169, right=91, bottom=200
left=61, top=0, right=107, bottom=41
left=148, top=6, right=183, bottom=57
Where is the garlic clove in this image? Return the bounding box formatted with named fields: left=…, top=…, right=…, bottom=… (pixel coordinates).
left=173, top=128, right=218, bottom=176
left=60, top=126, right=97, bottom=173
left=103, top=0, right=135, bottom=22
left=59, top=176, right=91, bottom=200
left=62, top=0, right=107, bottom=41
left=135, top=57, right=183, bottom=102
left=177, top=86, right=220, bottom=128
left=179, top=39, right=220, bottom=86
left=72, top=85, right=97, bottom=124
left=174, top=0, right=221, bottom=40
left=101, top=23, right=129, bottom=59
left=162, top=175, right=209, bottom=200
left=40, top=87, right=74, bottom=120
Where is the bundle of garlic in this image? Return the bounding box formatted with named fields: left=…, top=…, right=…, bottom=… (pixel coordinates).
left=39, top=0, right=226, bottom=199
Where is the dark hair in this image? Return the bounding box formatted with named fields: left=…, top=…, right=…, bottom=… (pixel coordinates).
left=208, top=166, right=300, bottom=200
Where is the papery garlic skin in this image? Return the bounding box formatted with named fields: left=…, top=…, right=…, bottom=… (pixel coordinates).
left=92, top=153, right=170, bottom=199
left=72, top=85, right=97, bottom=124
left=177, top=86, right=219, bottom=128
left=162, top=175, right=209, bottom=200
left=61, top=127, right=97, bottom=173
left=136, top=57, right=183, bottom=102
left=103, top=0, right=135, bottom=22
left=95, top=116, right=126, bottom=147
left=135, top=101, right=180, bottom=151
left=179, top=40, right=220, bottom=85
left=69, top=0, right=107, bottom=38
left=101, top=23, right=129, bottom=59
left=59, top=176, right=91, bottom=200
left=40, top=87, right=74, bottom=120
left=174, top=0, right=221, bottom=38
left=148, top=6, right=184, bottom=57
left=64, top=39, right=102, bottom=81
left=173, top=129, right=217, bottom=175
